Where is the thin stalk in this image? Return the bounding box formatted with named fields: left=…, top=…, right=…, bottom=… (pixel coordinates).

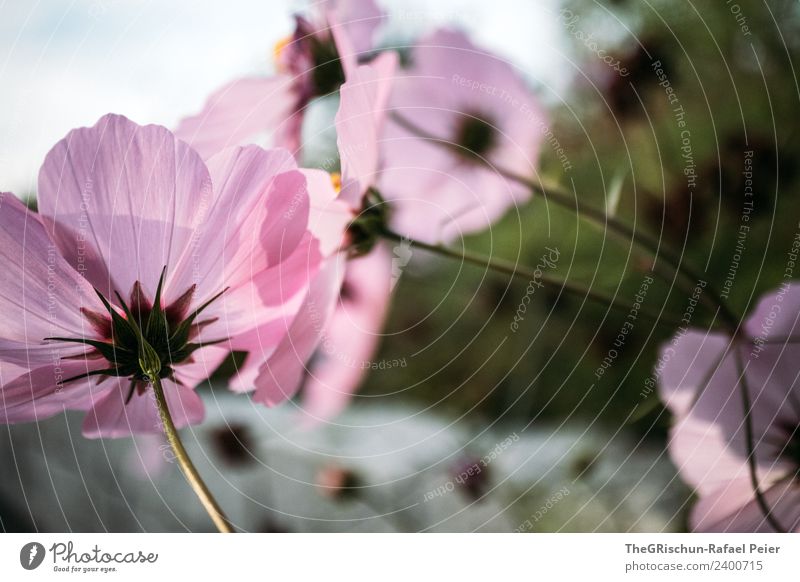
left=150, top=376, right=234, bottom=533
left=732, top=348, right=785, bottom=532
left=496, top=167, right=738, bottom=330
left=380, top=229, right=686, bottom=329
left=390, top=112, right=740, bottom=331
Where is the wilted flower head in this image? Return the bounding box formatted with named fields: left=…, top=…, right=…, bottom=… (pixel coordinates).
left=659, top=283, right=800, bottom=532
left=0, top=114, right=322, bottom=438
left=380, top=28, right=546, bottom=244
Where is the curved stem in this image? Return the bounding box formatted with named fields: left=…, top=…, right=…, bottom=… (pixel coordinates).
left=150, top=376, right=234, bottom=533
left=497, top=168, right=739, bottom=331
left=732, top=347, right=785, bottom=532
left=390, top=112, right=741, bottom=331
left=380, top=229, right=686, bottom=329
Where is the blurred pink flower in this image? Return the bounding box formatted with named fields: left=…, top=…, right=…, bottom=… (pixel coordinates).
left=225, top=167, right=351, bottom=401
left=250, top=57, right=397, bottom=418
left=335, top=51, right=397, bottom=206
left=127, top=434, right=172, bottom=479
left=658, top=283, right=800, bottom=532
left=380, top=28, right=547, bottom=244
left=0, top=114, right=322, bottom=438
left=298, top=245, right=393, bottom=422
left=175, top=0, right=385, bottom=159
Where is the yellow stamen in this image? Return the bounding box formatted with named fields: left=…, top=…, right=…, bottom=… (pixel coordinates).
left=273, top=35, right=292, bottom=69
left=330, top=172, right=342, bottom=193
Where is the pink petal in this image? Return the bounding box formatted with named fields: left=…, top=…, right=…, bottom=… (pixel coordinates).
left=258, top=171, right=312, bottom=265
left=380, top=28, right=544, bottom=244
left=253, top=257, right=345, bottom=406
left=691, top=477, right=800, bottom=532
left=198, top=234, right=322, bottom=356
left=657, top=329, right=729, bottom=417
left=38, top=114, right=212, bottom=304
left=1, top=359, right=108, bottom=423
left=327, top=0, right=385, bottom=58
left=738, top=343, right=800, bottom=443
left=301, top=245, right=393, bottom=421
left=252, top=233, right=324, bottom=307
left=0, top=193, right=101, bottom=367
left=169, top=145, right=298, bottom=294
left=382, top=160, right=519, bottom=244
left=172, top=345, right=230, bottom=387
left=176, top=151, right=334, bottom=391
left=668, top=410, right=763, bottom=496
left=745, top=282, right=800, bottom=340
left=660, top=318, right=800, bottom=499
left=223, top=236, right=335, bottom=393
left=659, top=286, right=800, bottom=532
left=201, top=145, right=304, bottom=268
left=226, top=316, right=294, bottom=393
left=303, top=169, right=353, bottom=256
left=336, top=53, right=398, bottom=207
left=665, top=343, right=797, bottom=494
left=199, top=235, right=321, bottom=347
left=208, top=238, right=327, bottom=393
left=169, top=145, right=318, bottom=338
left=329, top=12, right=359, bottom=80
left=81, top=378, right=204, bottom=439
left=175, top=75, right=301, bottom=160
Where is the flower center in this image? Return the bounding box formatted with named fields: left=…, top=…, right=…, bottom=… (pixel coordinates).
left=347, top=188, right=389, bottom=257
left=48, top=267, right=226, bottom=400
left=455, top=114, right=497, bottom=159
left=308, top=35, right=346, bottom=96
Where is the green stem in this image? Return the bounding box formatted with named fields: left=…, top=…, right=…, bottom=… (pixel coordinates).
left=380, top=229, right=686, bottom=329
left=150, top=376, right=234, bottom=533
left=390, top=112, right=741, bottom=332
left=499, top=168, right=738, bottom=330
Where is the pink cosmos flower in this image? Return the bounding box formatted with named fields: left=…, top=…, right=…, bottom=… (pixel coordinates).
left=380, top=28, right=547, bottom=244
left=248, top=56, right=397, bottom=419
left=0, top=114, right=322, bottom=438
left=658, top=283, right=800, bottom=532
left=175, top=0, right=385, bottom=159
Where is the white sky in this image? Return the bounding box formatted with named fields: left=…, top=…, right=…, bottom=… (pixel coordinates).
left=0, top=0, right=568, bottom=195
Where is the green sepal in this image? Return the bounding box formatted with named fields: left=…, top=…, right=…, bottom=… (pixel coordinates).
left=169, top=288, right=228, bottom=347
left=44, top=336, right=131, bottom=365
left=94, top=288, right=139, bottom=349
left=61, top=367, right=120, bottom=385
left=145, top=266, right=169, bottom=349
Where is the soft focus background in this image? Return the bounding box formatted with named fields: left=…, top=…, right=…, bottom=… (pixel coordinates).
left=1, top=0, right=799, bottom=532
